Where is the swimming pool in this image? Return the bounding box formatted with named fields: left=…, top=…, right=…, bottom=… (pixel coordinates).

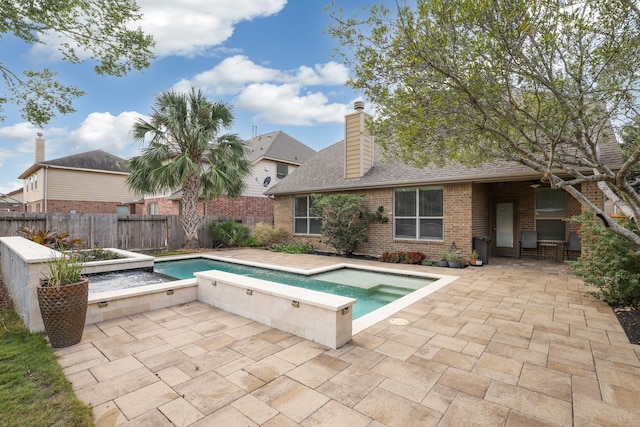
left=154, top=257, right=435, bottom=319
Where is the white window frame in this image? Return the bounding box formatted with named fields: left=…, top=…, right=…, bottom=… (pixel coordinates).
left=147, top=202, right=159, bottom=215
left=276, top=163, right=289, bottom=179
left=293, top=195, right=321, bottom=235
left=535, top=188, right=566, bottom=240
left=393, top=187, right=444, bottom=241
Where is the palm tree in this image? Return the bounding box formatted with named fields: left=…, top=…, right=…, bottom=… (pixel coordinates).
left=127, top=88, right=251, bottom=248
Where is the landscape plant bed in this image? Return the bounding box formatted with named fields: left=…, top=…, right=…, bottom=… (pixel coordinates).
left=71, top=248, right=125, bottom=262
left=613, top=305, right=640, bottom=345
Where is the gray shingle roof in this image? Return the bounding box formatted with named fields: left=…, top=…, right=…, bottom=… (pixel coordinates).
left=246, top=131, right=316, bottom=164
left=42, top=150, right=128, bottom=172
left=18, top=149, right=128, bottom=179
left=266, top=139, right=624, bottom=195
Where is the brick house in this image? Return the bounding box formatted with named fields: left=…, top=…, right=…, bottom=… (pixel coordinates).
left=130, top=131, right=316, bottom=225
left=266, top=102, right=623, bottom=262
left=18, top=134, right=135, bottom=214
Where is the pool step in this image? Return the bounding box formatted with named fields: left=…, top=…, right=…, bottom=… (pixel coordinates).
left=368, top=285, right=411, bottom=302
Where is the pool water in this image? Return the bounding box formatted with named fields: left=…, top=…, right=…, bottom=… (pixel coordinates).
left=154, top=258, right=435, bottom=319
left=88, top=269, right=175, bottom=293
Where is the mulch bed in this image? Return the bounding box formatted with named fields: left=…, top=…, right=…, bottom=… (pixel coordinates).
left=613, top=305, right=640, bottom=345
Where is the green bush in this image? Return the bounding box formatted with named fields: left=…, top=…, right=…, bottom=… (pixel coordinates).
left=251, top=223, right=289, bottom=247
left=310, top=193, right=387, bottom=255
left=208, top=220, right=251, bottom=248
left=241, top=236, right=263, bottom=247
left=568, top=211, right=640, bottom=305
left=271, top=243, right=314, bottom=254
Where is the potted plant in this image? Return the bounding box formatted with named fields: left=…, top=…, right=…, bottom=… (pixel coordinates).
left=469, top=249, right=483, bottom=266
left=438, top=253, right=449, bottom=267
left=446, top=252, right=460, bottom=268
left=37, top=251, right=88, bottom=348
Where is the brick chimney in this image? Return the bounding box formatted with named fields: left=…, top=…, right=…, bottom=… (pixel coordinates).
left=35, top=133, right=45, bottom=163
left=344, top=101, right=373, bottom=179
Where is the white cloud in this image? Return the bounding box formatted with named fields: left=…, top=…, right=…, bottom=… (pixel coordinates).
left=0, top=181, right=23, bottom=196
left=69, top=111, right=146, bottom=157
left=177, top=55, right=350, bottom=96
left=30, top=0, right=287, bottom=59
left=173, top=55, right=351, bottom=126
left=173, top=55, right=281, bottom=95
left=236, top=83, right=348, bottom=125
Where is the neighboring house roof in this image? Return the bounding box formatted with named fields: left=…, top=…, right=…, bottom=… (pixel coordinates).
left=246, top=131, right=316, bottom=165
left=266, top=139, right=624, bottom=195
left=18, top=150, right=129, bottom=179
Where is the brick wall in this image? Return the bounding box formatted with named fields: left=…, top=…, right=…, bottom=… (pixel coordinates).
left=25, top=200, right=125, bottom=214
left=274, top=181, right=608, bottom=260
left=204, top=196, right=274, bottom=219
left=274, top=183, right=476, bottom=260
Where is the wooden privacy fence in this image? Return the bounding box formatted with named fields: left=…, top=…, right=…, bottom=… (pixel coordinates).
left=0, top=213, right=272, bottom=251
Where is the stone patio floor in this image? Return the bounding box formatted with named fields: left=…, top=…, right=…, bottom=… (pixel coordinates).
left=55, top=249, right=640, bottom=426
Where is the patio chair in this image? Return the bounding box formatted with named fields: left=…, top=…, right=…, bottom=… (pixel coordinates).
left=519, top=231, right=539, bottom=259
left=563, top=231, right=581, bottom=261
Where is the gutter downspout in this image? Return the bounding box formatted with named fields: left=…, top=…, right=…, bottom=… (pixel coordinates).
left=44, top=166, right=48, bottom=213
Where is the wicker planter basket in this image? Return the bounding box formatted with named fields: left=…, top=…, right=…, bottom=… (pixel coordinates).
left=37, top=278, right=89, bottom=348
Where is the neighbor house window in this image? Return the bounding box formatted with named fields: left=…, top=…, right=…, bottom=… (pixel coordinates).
left=116, top=205, right=130, bottom=215
left=148, top=202, right=158, bottom=215
left=294, top=195, right=321, bottom=234
left=535, top=188, right=566, bottom=240
left=394, top=187, right=444, bottom=240
left=276, top=163, right=289, bottom=179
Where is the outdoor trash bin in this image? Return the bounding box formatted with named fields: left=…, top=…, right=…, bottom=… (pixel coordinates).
left=473, top=236, right=492, bottom=265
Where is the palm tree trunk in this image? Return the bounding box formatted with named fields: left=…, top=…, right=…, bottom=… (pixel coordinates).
left=181, top=173, right=202, bottom=249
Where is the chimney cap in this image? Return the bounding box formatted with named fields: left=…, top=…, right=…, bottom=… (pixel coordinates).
left=354, top=101, right=365, bottom=110
left=37, top=132, right=43, bottom=137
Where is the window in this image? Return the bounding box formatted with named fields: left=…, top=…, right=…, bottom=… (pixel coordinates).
left=276, top=163, right=289, bottom=179
left=394, top=187, right=444, bottom=240
left=148, top=202, right=159, bottom=215
left=294, top=195, right=321, bottom=234
left=116, top=205, right=130, bottom=215
left=535, top=188, right=566, bottom=240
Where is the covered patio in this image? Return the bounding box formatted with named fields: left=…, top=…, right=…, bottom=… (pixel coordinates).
left=56, top=249, right=639, bottom=426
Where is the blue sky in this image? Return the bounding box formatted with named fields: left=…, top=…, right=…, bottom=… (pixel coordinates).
left=0, top=1, right=376, bottom=195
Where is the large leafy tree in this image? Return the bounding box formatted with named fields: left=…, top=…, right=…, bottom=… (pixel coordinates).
left=328, top=0, right=640, bottom=246
left=1, top=0, right=154, bottom=126
left=127, top=89, right=251, bottom=249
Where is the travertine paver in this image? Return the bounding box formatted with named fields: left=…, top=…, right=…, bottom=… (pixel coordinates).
left=53, top=250, right=640, bottom=425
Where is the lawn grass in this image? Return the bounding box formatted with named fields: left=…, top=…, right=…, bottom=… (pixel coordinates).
left=0, top=307, right=94, bottom=426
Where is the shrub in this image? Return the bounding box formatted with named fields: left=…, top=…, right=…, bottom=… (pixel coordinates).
left=403, top=251, right=426, bottom=264
left=271, top=243, right=314, bottom=254
left=379, top=251, right=426, bottom=264
left=568, top=212, right=640, bottom=306
left=208, top=221, right=251, bottom=248
left=380, top=251, right=404, bottom=263
left=17, top=226, right=82, bottom=250
left=310, top=194, right=388, bottom=255
left=251, top=223, right=289, bottom=247
left=241, top=236, right=263, bottom=247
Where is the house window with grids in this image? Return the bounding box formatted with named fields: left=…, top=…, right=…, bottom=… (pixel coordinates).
left=148, top=203, right=159, bottom=215
left=294, top=195, right=321, bottom=234
left=535, top=188, right=566, bottom=240
left=394, top=187, right=444, bottom=240
left=276, top=163, right=289, bottom=179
